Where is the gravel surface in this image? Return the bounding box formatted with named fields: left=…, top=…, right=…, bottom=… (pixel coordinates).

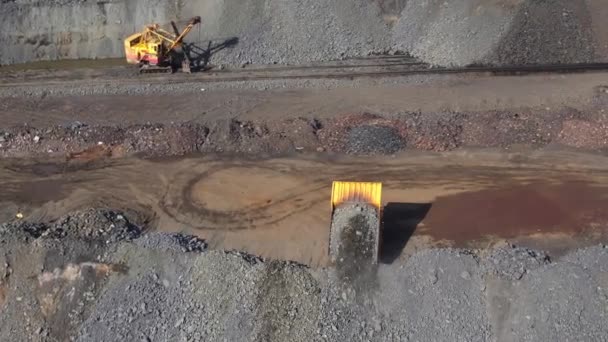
left=482, top=245, right=550, bottom=280
left=346, top=125, right=404, bottom=155
left=190, top=0, right=391, bottom=67
left=391, top=0, right=603, bottom=66
left=0, top=208, right=142, bottom=243
left=1, top=209, right=607, bottom=341
left=501, top=262, right=607, bottom=341
left=133, top=232, right=208, bottom=253
left=392, top=0, right=516, bottom=66
left=376, top=249, right=493, bottom=341
left=488, top=0, right=597, bottom=66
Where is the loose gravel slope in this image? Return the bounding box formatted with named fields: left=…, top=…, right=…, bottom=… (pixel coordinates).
left=1, top=210, right=607, bottom=341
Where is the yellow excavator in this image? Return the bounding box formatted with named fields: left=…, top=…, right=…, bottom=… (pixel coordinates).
left=124, top=16, right=201, bottom=73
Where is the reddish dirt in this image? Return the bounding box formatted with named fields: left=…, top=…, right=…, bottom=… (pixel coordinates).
left=558, top=120, right=608, bottom=149
left=2, top=107, right=608, bottom=160
left=67, top=145, right=114, bottom=161
left=420, top=181, right=608, bottom=243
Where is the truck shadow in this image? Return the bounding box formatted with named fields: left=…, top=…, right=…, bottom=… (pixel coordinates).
left=380, top=202, right=431, bottom=264
left=184, top=37, right=239, bottom=72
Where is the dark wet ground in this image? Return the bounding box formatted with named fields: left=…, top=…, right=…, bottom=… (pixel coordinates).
left=421, top=181, right=608, bottom=245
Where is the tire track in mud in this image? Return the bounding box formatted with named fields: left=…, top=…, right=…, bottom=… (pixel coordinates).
left=156, top=160, right=494, bottom=232
left=159, top=165, right=329, bottom=231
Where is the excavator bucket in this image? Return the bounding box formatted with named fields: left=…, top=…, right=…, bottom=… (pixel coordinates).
left=329, top=181, right=383, bottom=270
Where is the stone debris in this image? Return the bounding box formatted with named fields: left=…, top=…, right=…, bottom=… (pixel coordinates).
left=1, top=209, right=607, bottom=341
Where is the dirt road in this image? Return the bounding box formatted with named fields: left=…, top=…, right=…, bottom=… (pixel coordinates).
left=2, top=149, right=607, bottom=266
left=1, top=58, right=607, bottom=128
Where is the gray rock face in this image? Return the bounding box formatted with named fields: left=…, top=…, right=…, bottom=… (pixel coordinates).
left=2, top=0, right=605, bottom=66
left=0, top=0, right=173, bottom=64
left=0, top=0, right=391, bottom=66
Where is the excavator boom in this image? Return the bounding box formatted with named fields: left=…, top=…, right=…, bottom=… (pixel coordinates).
left=168, top=16, right=201, bottom=51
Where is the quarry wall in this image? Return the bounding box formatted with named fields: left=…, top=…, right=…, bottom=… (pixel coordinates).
left=1, top=0, right=606, bottom=66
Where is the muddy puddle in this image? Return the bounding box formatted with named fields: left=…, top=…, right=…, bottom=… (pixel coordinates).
left=1, top=150, right=608, bottom=266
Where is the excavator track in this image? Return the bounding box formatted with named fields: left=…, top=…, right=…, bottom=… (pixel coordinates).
left=139, top=66, right=173, bottom=74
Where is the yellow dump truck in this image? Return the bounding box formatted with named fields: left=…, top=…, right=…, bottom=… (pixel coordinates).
left=329, top=181, right=383, bottom=269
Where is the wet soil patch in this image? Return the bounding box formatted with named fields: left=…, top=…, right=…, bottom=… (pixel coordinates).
left=420, top=181, right=608, bottom=245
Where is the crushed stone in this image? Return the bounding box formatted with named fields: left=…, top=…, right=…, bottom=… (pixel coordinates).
left=392, top=0, right=516, bottom=67
left=329, top=203, right=380, bottom=298
left=1, top=210, right=608, bottom=341
left=346, top=125, right=404, bottom=155
left=0, top=208, right=142, bottom=243
left=133, top=232, right=208, bottom=253
left=482, top=245, right=550, bottom=280
left=488, top=0, right=597, bottom=66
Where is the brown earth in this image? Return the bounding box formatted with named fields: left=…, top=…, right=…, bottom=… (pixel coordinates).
left=1, top=62, right=607, bottom=159
left=1, top=70, right=607, bottom=128
left=2, top=150, right=608, bottom=266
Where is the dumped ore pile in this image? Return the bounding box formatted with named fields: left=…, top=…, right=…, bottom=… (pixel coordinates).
left=329, top=203, right=381, bottom=287
left=189, top=0, right=391, bottom=66
left=391, top=0, right=603, bottom=66
left=1, top=0, right=606, bottom=66
left=0, top=209, right=607, bottom=341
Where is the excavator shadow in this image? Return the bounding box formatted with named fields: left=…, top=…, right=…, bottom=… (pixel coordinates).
left=380, top=202, right=432, bottom=264
left=184, top=37, right=239, bottom=72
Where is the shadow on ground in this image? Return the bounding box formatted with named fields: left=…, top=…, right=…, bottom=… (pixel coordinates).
left=380, top=202, right=431, bottom=263
left=184, top=37, right=239, bottom=72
